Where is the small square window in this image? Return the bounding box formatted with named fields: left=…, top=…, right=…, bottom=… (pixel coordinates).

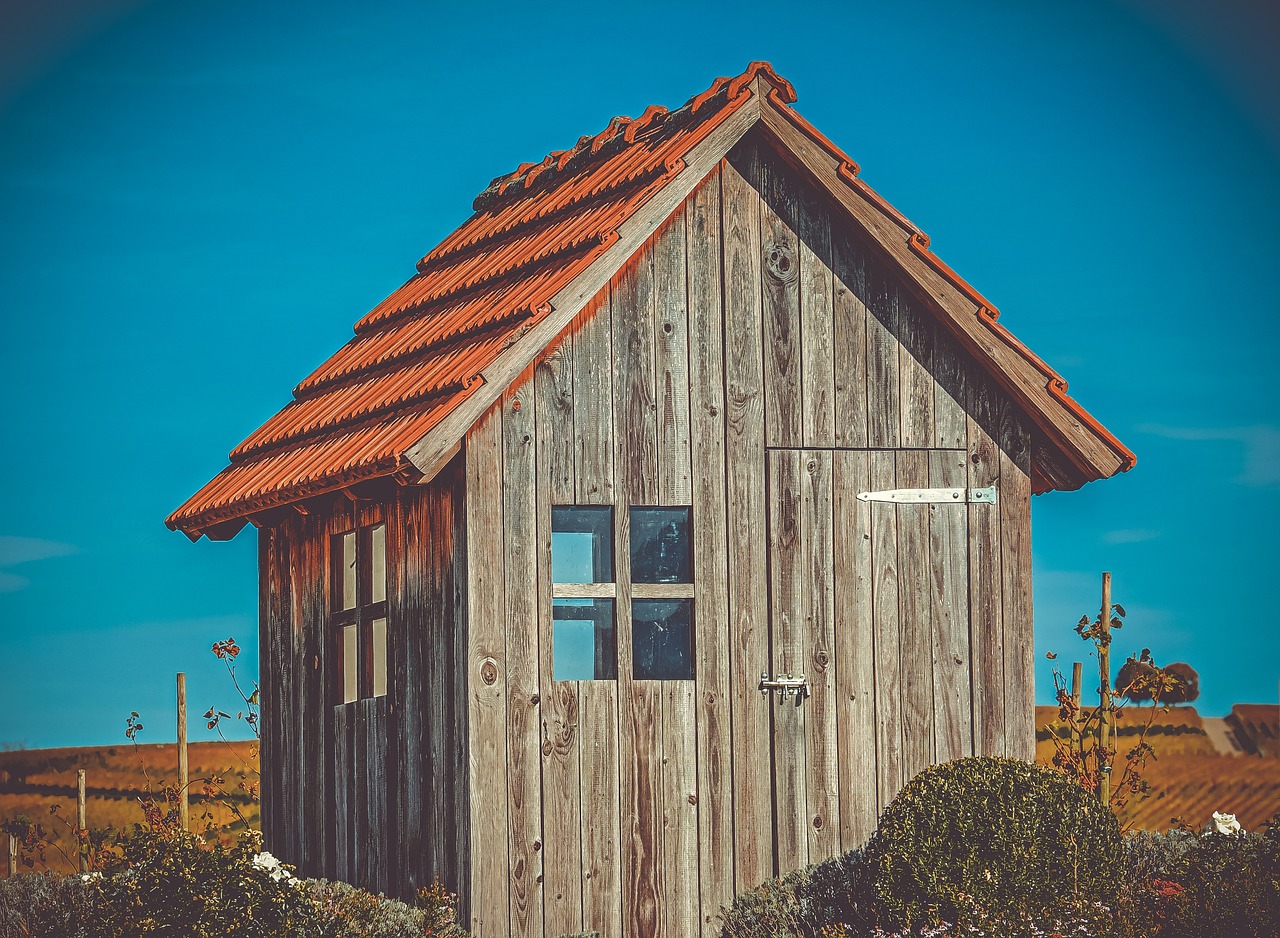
left=632, top=599, right=693, bottom=680
left=551, top=507, right=614, bottom=583
left=552, top=599, right=617, bottom=681
left=630, top=507, right=692, bottom=584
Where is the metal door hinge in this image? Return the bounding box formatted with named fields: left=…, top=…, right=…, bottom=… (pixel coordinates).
left=856, top=486, right=997, bottom=504
left=760, top=672, right=810, bottom=700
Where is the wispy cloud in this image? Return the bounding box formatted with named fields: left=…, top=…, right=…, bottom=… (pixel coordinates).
left=1138, top=423, right=1280, bottom=487
left=1102, top=528, right=1161, bottom=545
left=0, top=536, right=78, bottom=592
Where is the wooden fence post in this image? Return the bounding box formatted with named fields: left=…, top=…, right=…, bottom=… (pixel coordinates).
left=77, top=768, right=87, bottom=873
left=1070, top=661, right=1083, bottom=754
left=177, top=672, right=189, bottom=831
left=1098, top=572, right=1113, bottom=805
left=6, top=833, right=15, bottom=878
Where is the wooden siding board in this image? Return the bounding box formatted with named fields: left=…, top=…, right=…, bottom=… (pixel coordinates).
left=933, top=320, right=968, bottom=449
left=768, top=448, right=808, bottom=873
left=623, top=682, right=665, bottom=937
left=833, top=451, right=878, bottom=847
left=1000, top=408, right=1034, bottom=761
left=612, top=248, right=659, bottom=507
left=802, top=449, right=839, bottom=862
left=799, top=186, right=836, bottom=447
left=662, top=682, right=699, bottom=937
left=760, top=148, right=804, bottom=448
left=898, top=294, right=936, bottom=448
left=896, top=450, right=935, bottom=782
left=388, top=493, right=412, bottom=896
left=502, top=387, right=544, bottom=938
left=367, top=698, right=389, bottom=892
left=333, top=702, right=353, bottom=884
left=685, top=169, right=735, bottom=935
left=536, top=340, right=584, bottom=936
left=536, top=336, right=576, bottom=505
left=574, top=295, right=615, bottom=505
left=653, top=208, right=694, bottom=506
left=867, top=265, right=901, bottom=448
left=929, top=450, right=973, bottom=762
left=466, top=405, right=511, bottom=936
left=579, top=681, right=623, bottom=937
left=721, top=141, right=774, bottom=891
left=967, top=373, right=1006, bottom=758
left=832, top=230, right=870, bottom=449
left=870, top=450, right=903, bottom=806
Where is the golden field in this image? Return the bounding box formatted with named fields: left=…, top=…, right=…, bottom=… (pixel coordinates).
left=0, top=740, right=259, bottom=874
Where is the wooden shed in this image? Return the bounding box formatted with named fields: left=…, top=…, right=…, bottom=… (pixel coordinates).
left=167, top=63, right=1134, bottom=937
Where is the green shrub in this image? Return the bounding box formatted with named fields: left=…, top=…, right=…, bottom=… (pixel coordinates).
left=719, top=850, right=862, bottom=937
left=0, top=871, right=102, bottom=938
left=0, top=827, right=468, bottom=938
left=855, top=757, right=1122, bottom=931
left=1119, top=816, right=1280, bottom=938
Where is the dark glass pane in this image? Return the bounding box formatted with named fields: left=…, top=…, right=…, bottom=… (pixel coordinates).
left=553, top=599, right=617, bottom=681
left=551, top=507, right=613, bottom=583
left=632, top=600, right=694, bottom=680
left=629, top=507, right=691, bottom=584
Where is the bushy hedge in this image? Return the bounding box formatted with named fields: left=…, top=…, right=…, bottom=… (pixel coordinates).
left=720, top=758, right=1279, bottom=938
left=1120, top=820, right=1280, bottom=938
left=0, top=828, right=467, bottom=938
left=856, top=757, right=1122, bottom=931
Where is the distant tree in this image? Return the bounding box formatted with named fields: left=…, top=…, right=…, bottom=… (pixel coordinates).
left=1162, top=661, right=1201, bottom=704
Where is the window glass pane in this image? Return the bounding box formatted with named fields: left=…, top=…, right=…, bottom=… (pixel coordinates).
left=553, top=599, right=617, bottom=681
left=372, top=617, right=387, bottom=698
left=632, top=599, right=694, bottom=680
left=342, top=624, right=359, bottom=703
left=340, top=532, right=357, bottom=611
left=370, top=524, right=386, bottom=604
left=630, top=508, right=692, bottom=584
left=551, top=507, right=613, bottom=583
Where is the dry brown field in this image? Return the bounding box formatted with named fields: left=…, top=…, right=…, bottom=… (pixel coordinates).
left=0, top=740, right=259, bottom=875
left=1035, top=705, right=1280, bottom=832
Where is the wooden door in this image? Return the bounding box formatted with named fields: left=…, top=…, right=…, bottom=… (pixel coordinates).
left=765, top=447, right=973, bottom=873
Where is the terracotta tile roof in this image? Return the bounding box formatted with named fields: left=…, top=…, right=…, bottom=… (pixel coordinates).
left=166, top=63, right=792, bottom=538
left=168, top=60, right=1133, bottom=539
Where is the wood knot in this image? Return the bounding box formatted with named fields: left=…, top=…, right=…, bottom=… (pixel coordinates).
left=763, top=240, right=798, bottom=283
left=542, top=740, right=553, bottom=756
left=813, top=814, right=824, bottom=830
left=530, top=693, right=539, bottom=705
left=662, top=321, right=673, bottom=335
left=480, top=658, right=498, bottom=685
left=511, top=398, right=522, bottom=412
left=688, top=792, right=698, bottom=806
left=814, top=649, right=830, bottom=670
left=532, top=839, right=542, bottom=852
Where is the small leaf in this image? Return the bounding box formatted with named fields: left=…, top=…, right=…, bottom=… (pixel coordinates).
left=1045, top=651, right=1058, bottom=660
left=1114, top=603, right=1126, bottom=617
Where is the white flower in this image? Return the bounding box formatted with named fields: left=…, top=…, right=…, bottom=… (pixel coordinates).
left=80, top=872, right=103, bottom=883
left=1211, top=811, right=1243, bottom=834
left=251, top=851, right=294, bottom=882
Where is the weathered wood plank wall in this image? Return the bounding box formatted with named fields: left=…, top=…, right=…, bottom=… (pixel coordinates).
left=258, top=461, right=466, bottom=902
left=458, top=128, right=1036, bottom=935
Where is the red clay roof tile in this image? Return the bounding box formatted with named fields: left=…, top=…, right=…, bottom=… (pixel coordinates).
left=168, top=60, right=1133, bottom=538
left=167, top=63, right=787, bottom=536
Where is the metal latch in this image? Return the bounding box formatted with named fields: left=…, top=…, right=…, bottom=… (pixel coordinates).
left=759, top=673, right=810, bottom=700
left=856, top=486, right=997, bottom=504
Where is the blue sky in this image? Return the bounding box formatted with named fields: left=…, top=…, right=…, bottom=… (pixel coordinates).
left=1, top=1, right=1276, bottom=748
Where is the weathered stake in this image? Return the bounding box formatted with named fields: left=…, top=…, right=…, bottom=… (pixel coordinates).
left=7, top=832, right=16, bottom=878
left=77, top=768, right=87, bottom=873
left=1098, top=572, right=1113, bottom=805
left=177, top=672, right=189, bottom=831
left=1070, top=661, right=1083, bottom=754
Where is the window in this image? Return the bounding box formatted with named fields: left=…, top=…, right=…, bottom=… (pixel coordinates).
left=331, top=521, right=387, bottom=703
left=550, top=506, right=693, bottom=681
